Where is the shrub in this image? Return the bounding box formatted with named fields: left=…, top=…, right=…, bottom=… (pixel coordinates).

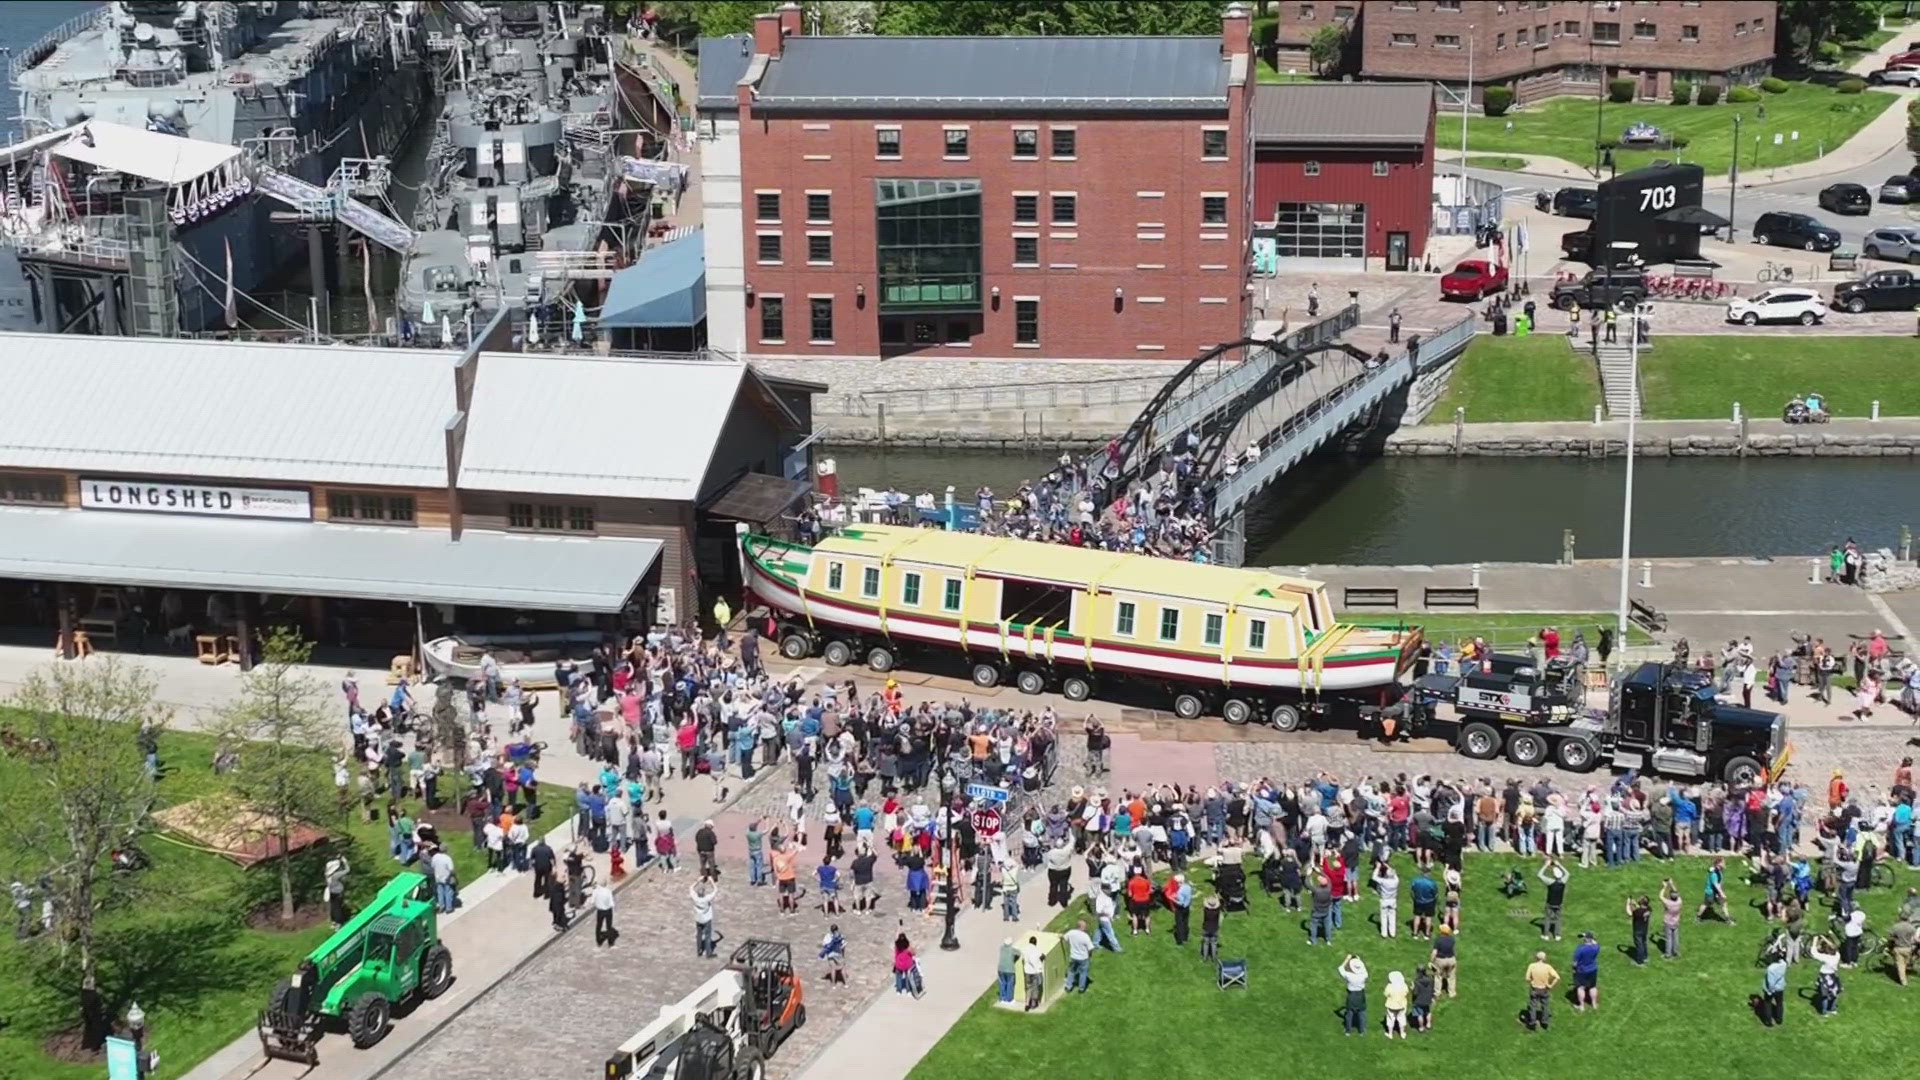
left=1482, top=85, right=1514, bottom=117
left=1837, top=78, right=1866, bottom=94
left=1671, top=80, right=1694, bottom=105
left=1608, top=77, right=1637, bottom=103
left=1697, top=83, right=1722, bottom=105
left=1727, top=85, right=1762, bottom=103
left=1817, top=39, right=1845, bottom=63
left=1669, top=134, right=1692, bottom=149
left=1595, top=137, right=1621, bottom=150
left=1760, top=76, right=1790, bottom=94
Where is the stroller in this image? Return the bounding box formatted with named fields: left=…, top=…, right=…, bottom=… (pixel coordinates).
left=1214, top=861, right=1249, bottom=912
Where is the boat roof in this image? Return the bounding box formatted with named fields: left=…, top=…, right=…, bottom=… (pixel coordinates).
left=813, top=525, right=1323, bottom=611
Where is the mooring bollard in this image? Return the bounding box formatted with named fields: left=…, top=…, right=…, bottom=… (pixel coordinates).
left=1732, top=401, right=1742, bottom=424
left=1639, top=561, right=1652, bottom=588
left=1471, top=563, right=1482, bottom=589
left=1809, top=558, right=1821, bottom=585
left=1901, top=525, right=1912, bottom=563
left=1592, top=404, right=1602, bottom=424
left=1872, top=400, right=1881, bottom=421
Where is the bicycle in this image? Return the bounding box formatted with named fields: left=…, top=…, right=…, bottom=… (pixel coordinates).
left=1756, top=261, right=1795, bottom=285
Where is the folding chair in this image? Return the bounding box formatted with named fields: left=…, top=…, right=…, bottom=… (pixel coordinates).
left=1217, top=958, right=1248, bottom=991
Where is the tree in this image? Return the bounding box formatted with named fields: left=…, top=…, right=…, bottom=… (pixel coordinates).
left=1308, top=23, right=1348, bottom=77
left=206, top=628, right=340, bottom=924
left=1776, top=0, right=1879, bottom=64
left=873, top=0, right=1223, bottom=36
left=0, top=659, right=169, bottom=1050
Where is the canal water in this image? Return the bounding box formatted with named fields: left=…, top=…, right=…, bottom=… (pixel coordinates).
left=827, top=447, right=1915, bottom=565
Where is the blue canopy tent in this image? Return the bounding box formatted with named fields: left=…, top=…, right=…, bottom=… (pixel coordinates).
left=600, top=229, right=706, bottom=351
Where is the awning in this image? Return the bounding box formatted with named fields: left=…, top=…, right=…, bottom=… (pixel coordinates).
left=0, top=508, right=660, bottom=613
left=601, top=231, right=706, bottom=328
left=1657, top=205, right=1730, bottom=228
left=51, top=121, right=241, bottom=186
left=701, top=471, right=812, bottom=523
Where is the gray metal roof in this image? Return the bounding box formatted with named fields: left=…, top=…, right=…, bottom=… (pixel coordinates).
left=1251, top=83, right=1433, bottom=147
left=0, top=333, right=454, bottom=488
left=752, top=36, right=1230, bottom=114
left=0, top=507, right=661, bottom=613
left=696, top=35, right=756, bottom=113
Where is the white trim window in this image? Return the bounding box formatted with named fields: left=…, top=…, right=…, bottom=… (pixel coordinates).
left=1115, top=600, right=1137, bottom=637
left=861, top=566, right=881, bottom=598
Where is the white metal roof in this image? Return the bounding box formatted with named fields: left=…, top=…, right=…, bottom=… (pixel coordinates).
left=0, top=333, right=456, bottom=487
left=0, top=507, right=660, bottom=612
left=51, top=121, right=242, bottom=185
left=458, top=354, right=751, bottom=501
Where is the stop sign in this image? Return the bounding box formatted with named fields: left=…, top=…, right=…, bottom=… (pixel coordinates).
left=970, top=807, right=1002, bottom=836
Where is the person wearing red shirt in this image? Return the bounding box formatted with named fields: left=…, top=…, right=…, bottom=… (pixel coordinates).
left=1324, top=852, right=1348, bottom=930
left=1126, top=872, right=1154, bottom=935
left=1542, top=626, right=1561, bottom=660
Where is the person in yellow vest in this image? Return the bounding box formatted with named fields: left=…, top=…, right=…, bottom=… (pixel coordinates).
left=712, top=596, right=732, bottom=632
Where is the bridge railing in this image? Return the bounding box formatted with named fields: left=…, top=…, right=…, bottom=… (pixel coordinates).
left=829, top=374, right=1167, bottom=417
left=1147, top=304, right=1360, bottom=456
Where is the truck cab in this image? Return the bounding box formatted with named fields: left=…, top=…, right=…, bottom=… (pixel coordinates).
left=1608, top=663, right=1784, bottom=785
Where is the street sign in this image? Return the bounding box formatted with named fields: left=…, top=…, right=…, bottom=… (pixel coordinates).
left=105, top=1037, right=139, bottom=1080
left=970, top=807, right=1002, bottom=836
left=966, top=783, right=1010, bottom=804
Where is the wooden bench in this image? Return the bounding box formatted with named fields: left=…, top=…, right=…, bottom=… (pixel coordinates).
left=1423, top=586, right=1481, bottom=609
left=1628, top=597, right=1668, bottom=633
left=1342, top=587, right=1401, bottom=609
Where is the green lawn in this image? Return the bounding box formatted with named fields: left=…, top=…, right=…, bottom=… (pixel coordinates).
left=1344, top=612, right=1653, bottom=650
left=1467, top=155, right=1529, bottom=171
left=915, top=854, right=1919, bottom=1079
left=1257, top=57, right=1319, bottom=83
left=1640, top=336, right=1920, bottom=421
left=1466, top=81, right=1898, bottom=177
left=1429, top=335, right=1602, bottom=423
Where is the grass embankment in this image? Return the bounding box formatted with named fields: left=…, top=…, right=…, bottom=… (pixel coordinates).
left=1428, top=336, right=1603, bottom=423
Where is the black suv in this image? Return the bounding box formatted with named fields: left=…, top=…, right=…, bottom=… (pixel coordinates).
left=1550, top=187, right=1597, bottom=218
left=1551, top=267, right=1649, bottom=311
left=1752, top=211, right=1842, bottom=252
left=1832, top=268, right=1920, bottom=313
left=1818, top=183, right=1871, bottom=216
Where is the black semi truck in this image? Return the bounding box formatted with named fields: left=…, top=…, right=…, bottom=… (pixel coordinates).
left=1559, top=162, right=1710, bottom=271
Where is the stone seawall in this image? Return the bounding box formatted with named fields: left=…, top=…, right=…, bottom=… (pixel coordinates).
left=1384, top=418, right=1920, bottom=457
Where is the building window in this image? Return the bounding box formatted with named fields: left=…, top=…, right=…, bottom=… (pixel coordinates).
left=1534, top=23, right=1547, bottom=45
left=861, top=566, right=880, bottom=598
left=1014, top=299, right=1039, bottom=344
left=1372, top=160, right=1390, bottom=177
left=1514, top=27, right=1528, bottom=46
left=507, top=502, right=593, bottom=533
left=1248, top=619, right=1268, bottom=651
left=1734, top=20, right=1747, bottom=34
left=1753, top=16, right=1764, bottom=31
left=806, top=192, right=831, bottom=222
left=1434, top=33, right=1460, bottom=47
left=507, top=502, right=533, bottom=528
left=876, top=127, right=901, bottom=157
left=827, top=561, right=844, bottom=591
left=1051, top=194, right=1077, bottom=225
left=876, top=178, right=983, bottom=313
left=1273, top=201, right=1366, bottom=259
left=943, top=578, right=963, bottom=611
left=757, top=233, right=782, bottom=263
left=1681, top=24, right=1699, bottom=42
left=808, top=233, right=833, bottom=263
left=809, top=297, right=834, bottom=342
left=328, top=491, right=417, bottom=525
left=1390, top=32, right=1415, bottom=45
left=1013, top=194, right=1038, bottom=223
left=1564, top=63, right=1603, bottom=83
left=1495, top=32, right=1505, bottom=49
left=1304, top=160, right=1321, bottom=176
left=1115, top=600, right=1136, bottom=637
left=536, top=504, right=564, bottom=530
left=1203, top=613, right=1224, bottom=647
left=1013, top=235, right=1039, bottom=265
left=1202, top=195, right=1228, bottom=225
left=568, top=505, right=595, bottom=532
left=0, top=471, right=64, bottom=505
left=1158, top=607, right=1181, bottom=642
left=1050, top=128, right=1076, bottom=158
left=1633, top=20, right=1656, bottom=39
left=1013, top=128, right=1038, bottom=158
left=1202, top=128, right=1229, bottom=159
left=944, top=128, right=969, bottom=157
left=759, top=296, right=785, bottom=341
left=1434, top=0, right=1459, bottom=8
left=1562, top=20, right=1580, bottom=36
left=1299, top=2, right=1315, bottom=18
left=902, top=571, right=922, bottom=606
left=1593, top=21, right=1619, bottom=43
left=755, top=192, right=780, bottom=221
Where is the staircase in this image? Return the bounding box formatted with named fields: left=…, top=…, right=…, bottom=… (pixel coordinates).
left=1587, top=341, right=1644, bottom=420
left=253, top=167, right=415, bottom=252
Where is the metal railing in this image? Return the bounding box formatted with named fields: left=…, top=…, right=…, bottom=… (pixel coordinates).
left=829, top=374, right=1171, bottom=417
left=9, top=8, right=104, bottom=82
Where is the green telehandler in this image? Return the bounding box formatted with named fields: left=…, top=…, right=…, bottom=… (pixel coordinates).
left=257, top=872, right=453, bottom=1065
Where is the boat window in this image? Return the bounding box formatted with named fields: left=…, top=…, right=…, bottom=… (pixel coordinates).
left=902, top=572, right=922, bottom=606
left=1000, top=578, right=1072, bottom=631
left=1158, top=607, right=1181, bottom=643
left=862, top=566, right=881, bottom=598
left=827, top=562, right=844, bottom=591
left=1248, top=619, right=1268, bottom=651
left=1204, top=613, right=1224, bottom=647
left=943, top=578, right=963, bottom=612
left=1115, top=601, right=1137, bottom=637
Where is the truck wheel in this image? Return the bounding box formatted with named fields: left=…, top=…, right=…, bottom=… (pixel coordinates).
left=1221, top=698, right=1255, bottom=726
left=866, top=645, right=897, bottom=673
left=1172, top=692, right=1206, bottom=720
left=1555, top=738, right=1599, bottom=773
left=1015, top=669, right=1048, bottom=695
left=1505, top=731, right=1549, bottom=768
left=1556, top=294, right=1578, bottom=311
left=420, top=943, right=453, bottom=1000
left=822, top=640, right=853, bottom=667
left=266, top=977, right=296, bottom=1022
left=734, top=1046, right=768, bottom=1080
left=970, top=662, right=1002, bottom=689
left=1060, top=675, right=1094, bottom=702
left=1270, top=704, right=1303, bottom=732
left=347, top=992, right=391, bottom=1049
left=1722, top=755, right=1763, bottom=786
left=1460, top=722, right=1501, bottom=760
left=779, top=632, right=813, bottom=660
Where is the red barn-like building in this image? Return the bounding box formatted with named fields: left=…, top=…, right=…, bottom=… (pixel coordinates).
left=1252, top=83, right=1435, bottom=268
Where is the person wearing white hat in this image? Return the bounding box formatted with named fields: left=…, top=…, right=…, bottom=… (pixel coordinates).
left=1383, top=970, right=1410, bottom=1038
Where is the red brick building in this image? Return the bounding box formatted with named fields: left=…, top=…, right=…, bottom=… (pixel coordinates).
left=1252, top=83, right=1435, bottom=266
left=698, top=3, right=1256, bottom=362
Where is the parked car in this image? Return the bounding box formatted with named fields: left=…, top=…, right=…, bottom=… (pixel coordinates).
left=1550, top=187, right=1597, bottom=218
left=1831, top=269, right=1920, bottom=313
left=1726, top=287, right=1828, bottom=326
left=1870, top=63, right=1920, bottom=86
left=1878, top=175, right=1920, bottom=204
left=1439, top=259, right=1508, bottom=300
left=1752, top=211, right=1841, bottom=252
left=1551, top=267, right=1649, bottom=311
left=1817, top=183, right=1872, bottom=216
left=1863, top=226, right=1920, bottom=262
left=1621, top=121, right=1663, bottom=147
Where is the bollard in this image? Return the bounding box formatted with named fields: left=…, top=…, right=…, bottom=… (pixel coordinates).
left=1901, top=525, right=1912, bottom=563
left=1872, top=400, right=1881, bottom=421
left=1471, top=562, right=1482, bottom=589
left=1562, top=528, right=1577, bottom=566
left=1593, top=404, right=1602, bottom=424
left=1732, top=401, right=1741, bottom=424
left=1639, top=560, right=1652, bottom=588
left=1809, top=558, right=1821, bottom=585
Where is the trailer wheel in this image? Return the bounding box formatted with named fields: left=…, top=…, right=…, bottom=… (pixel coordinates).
left=779, top=632, right=813, bottom=660
left=1172, top=692, right=1206, bottom=720
left=970, top=662, right=1002, bottom=689
left=347, top=992, right=391, bottom=1049
left=1505, top=731, right=1549, bottom=768
left=822, top=640, right=853, bottom=667
left=1060, top=675, right=1094, bottom=702
left=1222, top=698, right=1255, bottom=726
left=1722, top=755, right=1763, bottom=786
left=1015, top=669, right=1048, bottom=696
left=1460, top=722, right=1500, bottom=760
left=866, top=645, right=897, bottom=673
left=1269, top=704, right=1303, bottom=732
left=1555, top=738, right=1598, bottom=772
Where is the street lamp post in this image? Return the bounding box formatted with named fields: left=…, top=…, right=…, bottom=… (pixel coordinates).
left=1459, top=25, right=1476, bottom=180
left=1614, top=303, right=1652, bottom=668
left=939, top=769, right=960, bottom=951
left=127, top=1002, right=148, bottom=1080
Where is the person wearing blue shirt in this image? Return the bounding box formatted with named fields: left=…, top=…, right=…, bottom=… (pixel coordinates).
left=390, top=676, right=412, bottom=715
left=1571, top=931, right=1601, bottom=1012
left=1761, top=955, right=1788, bottom=1026
left=817, top=856, right=841, bottom=914
left=733, top=724, right=757, bottom=780
left=1409, top=871, right=1439, bottom=939
left=1896, top=801, right=1916, bottom=865
left=1673, top=792, right=1699, bottom=852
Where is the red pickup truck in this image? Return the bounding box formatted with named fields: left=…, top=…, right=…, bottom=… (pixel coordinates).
left=1439, top=258, right=1508, bottom=301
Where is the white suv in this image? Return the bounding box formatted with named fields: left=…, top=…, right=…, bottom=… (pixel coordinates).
left=1726, top=288, right=1828, bottom=326
left=1873, top=64, right=1920, bottom=86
